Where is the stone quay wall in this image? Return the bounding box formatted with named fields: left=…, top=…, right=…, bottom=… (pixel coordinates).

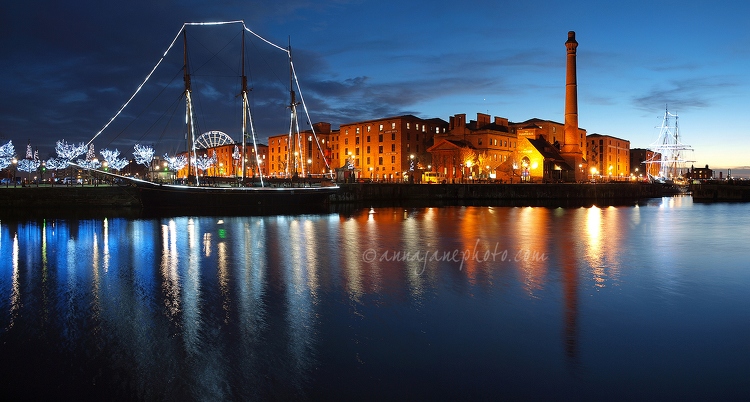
left=0, top=185, right=142, bottom=209
left=0, top=183, right=665, bottom=213
left=330, top=182, right=664, bottom=203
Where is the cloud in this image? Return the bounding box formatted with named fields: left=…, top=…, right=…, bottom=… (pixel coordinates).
left=631, top=77, right=735, bottom=113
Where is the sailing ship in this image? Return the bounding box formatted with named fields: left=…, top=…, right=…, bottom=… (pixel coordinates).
left=645, top=107, right=694, bottom=184
left=89, top=21, right=338, bottom=212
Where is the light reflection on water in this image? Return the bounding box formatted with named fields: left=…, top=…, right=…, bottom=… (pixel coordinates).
left=1, top=198, right=750, bottom=400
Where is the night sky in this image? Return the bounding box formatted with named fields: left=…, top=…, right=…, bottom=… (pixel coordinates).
left=2, top=0, right=748, bottom=171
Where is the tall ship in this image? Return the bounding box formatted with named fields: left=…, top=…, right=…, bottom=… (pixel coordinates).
left=86, top=21, right=338, bottom=212
left=645, top=107, right=694, bottom=184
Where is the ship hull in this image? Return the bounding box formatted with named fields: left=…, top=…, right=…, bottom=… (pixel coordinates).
left=135, top=182, right=337, bottom=215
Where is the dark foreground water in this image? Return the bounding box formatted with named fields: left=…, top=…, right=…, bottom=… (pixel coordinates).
left=1, top=197, right=749, bottom=400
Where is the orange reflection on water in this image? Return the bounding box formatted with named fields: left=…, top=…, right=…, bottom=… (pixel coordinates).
left=583, top=206, right=622, bottom=289
left=512, top=207, right=550, bottom=296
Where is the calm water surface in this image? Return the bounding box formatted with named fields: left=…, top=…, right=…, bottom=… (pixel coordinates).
left=1, top=197, right=749, bottom=400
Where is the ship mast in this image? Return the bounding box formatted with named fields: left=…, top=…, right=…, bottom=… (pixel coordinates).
left=183, top=28, right=198, bottom=185
left=241, top=29, right=247, bottom=182
left=287, top=42, right=303, bottom=179
left=241, top=29, right=264, bottom=187
left=646, top=106, right=694, bottom=182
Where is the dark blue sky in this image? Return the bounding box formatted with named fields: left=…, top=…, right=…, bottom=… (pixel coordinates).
left=1, top=0, right=748, bottom=168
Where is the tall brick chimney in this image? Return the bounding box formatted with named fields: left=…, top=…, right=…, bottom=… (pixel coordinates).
left=560, top=31, right=584, bottom=181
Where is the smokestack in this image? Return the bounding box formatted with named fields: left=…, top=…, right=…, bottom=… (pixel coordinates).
left=561, top=31, right=584, bottom=181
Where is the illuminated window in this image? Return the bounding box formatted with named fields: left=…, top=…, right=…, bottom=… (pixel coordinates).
left=391, top=122, right=396, bottom=129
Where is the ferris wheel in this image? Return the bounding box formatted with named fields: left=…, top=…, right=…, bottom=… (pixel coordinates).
left=195, top=130, right=234, bottom=150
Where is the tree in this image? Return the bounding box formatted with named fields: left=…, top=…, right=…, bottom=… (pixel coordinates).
left=17, top=143, right=40, bottom=183
left=100, top=148, right=129, bottom=173
left=164, top=153, right=187, bottom=172
left=55, top=139, right=87, bottom=181
left=55, top=140, right=87, bottom=161
left=458, top=147, right=477, bottom=181
left=0, top=140, right=15, bottom=170
left=133, top=144, right=155, bottom=180
left=194, top=153, right=215, bottom=175
left=77, top=144, right=101, bottom=170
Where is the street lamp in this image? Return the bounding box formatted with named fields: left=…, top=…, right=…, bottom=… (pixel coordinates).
left=590, top=167, right=598, bottom=182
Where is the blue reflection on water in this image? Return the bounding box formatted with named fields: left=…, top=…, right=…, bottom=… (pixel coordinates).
left=1, top=198, right=750, bottom=400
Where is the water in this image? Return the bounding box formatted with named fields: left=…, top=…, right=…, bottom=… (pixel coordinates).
left=1, top=197, right=749, bottom=400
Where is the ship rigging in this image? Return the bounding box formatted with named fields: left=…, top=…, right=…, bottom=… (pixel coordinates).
left=646, top=107, right=694, bottom=182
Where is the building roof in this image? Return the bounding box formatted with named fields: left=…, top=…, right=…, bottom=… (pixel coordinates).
left=512, top=117, right=565, bottom=127
left=587, top=133, right=630, bottom=143
left=339, top=114, right=447, bottom=126
left=426, top=138, right=476, bottom=153
left=526, top=137, right=573, bottom=170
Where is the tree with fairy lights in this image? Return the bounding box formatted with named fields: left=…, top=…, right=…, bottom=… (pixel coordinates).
left=75, top=144, right=101, bottom=185
left=77, top=144, right=101, bottom=170
left=133, top=144, right=155, bottom=180
left=17, top=143, right=40, bottom=185
left=194, top=153, right=216, bottom=177
left=44, top=157, right=69, bottom=186
left=100, top=148, right=129, bottom=174
left=0, top=140, right=15, bottom=170
left=108, top=157, right=129, bottom=173
left=164, top=153, right=187, bottom=173
left=55, top=140, right=87, bottom=184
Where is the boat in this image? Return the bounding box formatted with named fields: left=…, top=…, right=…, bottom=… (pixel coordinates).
left=645, top=107, right=694, bottom=185
left=86, top=21, right=338, bottom=212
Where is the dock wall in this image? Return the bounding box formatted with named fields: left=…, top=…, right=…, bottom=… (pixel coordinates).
left=331, top=183, right=664, bottom=203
